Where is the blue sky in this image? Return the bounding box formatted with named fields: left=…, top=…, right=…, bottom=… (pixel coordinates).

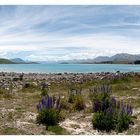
left=1, top=5, right=140, bottom=61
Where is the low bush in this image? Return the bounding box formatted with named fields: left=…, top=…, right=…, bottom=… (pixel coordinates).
left=36, top=95, right=62, bottom=128
left=92, top=85, right=133, bottom=133
left=68, top=94, right=85, bottom=111
left=74, top=95, right=86, bottom=111
left=92, top=111, right=114, bottom=132
left=22, top=82, right=39, bottom=92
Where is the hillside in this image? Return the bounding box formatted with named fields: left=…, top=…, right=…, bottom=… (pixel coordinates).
left=0, top=58, right=16, bottom=64
left=92, top=53, right=140, bottom=63
left=78, top=53, right=140, bottom=64
left=0, top=58, right=38, bottom=64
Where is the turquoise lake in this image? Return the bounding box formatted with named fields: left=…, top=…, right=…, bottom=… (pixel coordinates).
left=0, top=64, right=140, bottom=73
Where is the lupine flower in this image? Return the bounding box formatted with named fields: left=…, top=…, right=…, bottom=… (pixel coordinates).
left=90, top=85, right=112, bottom=95
left=36, top=95, right=62, bottom=113
left=102, top=99, right=108, bottom=112
left=36, top=102, right=42, bottom=112
left=93, top=101, right=100, bottom=112
left=106, top=106, right=114, bottom=117
left=57, top=104, right=62, bottom=113
left=117, top=100, right=121, bottom=109
left=41, top=96, right=46, bottom=107
left=110, top=96, right=116, bottom=107
left=126, top=104, right=133, bottom=115
left=55, top=96, right=60, bottom=110
left=121, top=104, right=126, bottom=115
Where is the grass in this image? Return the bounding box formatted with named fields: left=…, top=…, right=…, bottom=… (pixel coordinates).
left=0, top=75, right=140, bottom=134
left=0, top=127, right=27, bottom=135
left=48, top=125, right=69, bottom=135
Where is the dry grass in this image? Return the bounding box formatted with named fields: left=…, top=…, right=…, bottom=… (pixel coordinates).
left=0, top=76, right=140, bottom=135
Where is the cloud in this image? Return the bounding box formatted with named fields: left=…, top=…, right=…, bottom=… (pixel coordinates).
left=0, top=6, right=140, bottom=61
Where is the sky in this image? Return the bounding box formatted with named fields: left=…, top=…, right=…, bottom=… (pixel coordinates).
left=1, top=5, right=140, bottom=61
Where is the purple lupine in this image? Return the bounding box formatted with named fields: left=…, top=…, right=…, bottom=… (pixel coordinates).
left=106, top=106, right=114, bottom=117
left=129, top=105, right=133, bottom=115
left=36, top=103, right=41, bottom=112
left=126, top=104, right=133, bottom=115
left=91, top=85, right=112, bottom=94
left=46, top=96, right=50, bottom=108
left=49, top=96, right=53, bottom=108
left=102, top=99, right=108, bottom=112
left=117, top=100, right=121, bottom=109
left=93, top=100, right=100, bottom=112
left=57, top=104, right=62, bottom=113
left=41, top=96, right=46, bottom=107
left=55, top=96, right=60, bottom=109
left=46, top=95, right=50, bottom=108
left=36, top=95, right=62, bottom=113
left=36, top=102, right=43, bottom=112
left=110, top=96, right=116, bottom=107
left=121, top=104, right=126, bottom=115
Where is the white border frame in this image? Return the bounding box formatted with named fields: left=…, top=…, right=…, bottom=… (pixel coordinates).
left=0, top=0, right=140, bottom=5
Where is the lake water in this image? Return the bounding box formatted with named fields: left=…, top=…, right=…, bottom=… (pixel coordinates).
left=0, top=64, right=140, bottom=73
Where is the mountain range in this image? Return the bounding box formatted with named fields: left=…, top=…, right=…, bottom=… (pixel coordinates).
left=59, top=53, right=140, bottom=64
left=0, top=58, right=38, bottom=64
left=92, top=53, right=140, bottom=63
left=0, top=53, right=140, bottom=64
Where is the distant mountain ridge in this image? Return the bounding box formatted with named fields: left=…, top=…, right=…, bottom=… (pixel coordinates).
left=0, top=58, right=38, bottom=64
left=0, top=58, right=16, bottom=64
left=58, top=53, right=140, bottom=64
left=93, top=53, right=140, bottom=63
left=10, top=58, right=25, bottom=63
left=1, top=53, right=140, bottom=64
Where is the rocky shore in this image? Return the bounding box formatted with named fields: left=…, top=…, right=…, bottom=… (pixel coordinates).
left=0, top=71, right=140, bottom=94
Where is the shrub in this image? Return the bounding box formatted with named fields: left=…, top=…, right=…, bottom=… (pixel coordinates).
left=68, top=93, right=85, bottom=111
left=61, top=99, right=72, bottom=111
left=92, top=85, right=133, bottom=133
left=68, top=86, right=85, bottom=111
left=115, top=103, right=133, bottom=132
left=92, top=111, right=115, bottom=132
left=24, top=82, right=35, bottom=88
left=74, top=95, right=86, bottom=111
left=58, top=110, right=67, bottom=121
left=36, top=95, right=62, bottom=128
left=68, top=86, right=82, bottom=103
left=68, top=94, right=77, bottom=103
left=22, top=82, right=39, bottom=92
left=37, top=108, right=58, bottom=126
left=89, top=84, right=111, bottom=101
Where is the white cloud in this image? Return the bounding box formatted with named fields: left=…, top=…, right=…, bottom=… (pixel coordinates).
left=0, top=6, right=140, bottom=61
left=1, top=32, right=140, bottom=61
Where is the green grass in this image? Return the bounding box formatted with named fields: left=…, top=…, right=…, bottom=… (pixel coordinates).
left=0, top=75, right=140, bottom=135
left=0, top=127, right=26, bottom=135
left=48, top=125, right=69, bottom=135
left=0, top=58, right=16, bottom=64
